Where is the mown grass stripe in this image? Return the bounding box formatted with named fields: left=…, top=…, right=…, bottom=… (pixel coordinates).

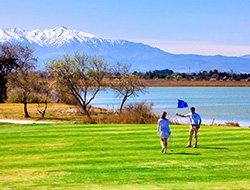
left=0, top=123, right=249, bottom=189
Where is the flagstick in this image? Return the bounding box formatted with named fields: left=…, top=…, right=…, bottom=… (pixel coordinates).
left=176, top=99, right=189, bottom=151
left=173, top=108, right=177, bottom=151
left=170, top=135, right=173, bottom=152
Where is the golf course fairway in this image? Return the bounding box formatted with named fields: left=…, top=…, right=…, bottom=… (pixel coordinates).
left=0, top=123, right=249, bottom=189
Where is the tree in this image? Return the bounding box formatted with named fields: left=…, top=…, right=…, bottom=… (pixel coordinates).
left=111, top=63, right=146, bottom=113
left=3, top=43, right=38, bottom=117
left=35, top=73, right=52, bottom=118
left=7, top=71, right=39, bottom=117
left=0, top=43, right=36, bottom=70
left=46, top=52, right=110, bottom=119
left=0, top=57, right=18, bottom=102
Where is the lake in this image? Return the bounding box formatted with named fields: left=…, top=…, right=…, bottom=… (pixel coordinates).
left=91, top=87, right=250, bottom=127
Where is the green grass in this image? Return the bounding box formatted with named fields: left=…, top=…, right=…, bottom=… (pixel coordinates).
left=0, top=123, right=249, bottom=189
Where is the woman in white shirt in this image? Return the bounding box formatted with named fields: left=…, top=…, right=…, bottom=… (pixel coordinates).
left=158, top=111, right=171, bottom=154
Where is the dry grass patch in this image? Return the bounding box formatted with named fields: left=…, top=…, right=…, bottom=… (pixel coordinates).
left=0, top=103, right=90, bottom=123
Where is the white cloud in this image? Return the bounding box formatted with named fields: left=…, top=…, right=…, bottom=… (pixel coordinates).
left=128, top=39, right=250, bottom=56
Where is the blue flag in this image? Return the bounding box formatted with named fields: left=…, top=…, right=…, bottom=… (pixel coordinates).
left=177, top=99, right=188, bottom=108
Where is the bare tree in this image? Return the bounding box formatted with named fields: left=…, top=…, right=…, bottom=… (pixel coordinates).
left=0, top=43, right=36, bottom=70
left=35, top=73, right=52, bottom=118
left=111, top=63, right=146, bottom=114
left=4, top=43, right=37, bottom=117
left=46, top=52, right=110, bottom=119
left=0, top=57, right=18, bottom=102
left=8, top=71, right=39, bottom=117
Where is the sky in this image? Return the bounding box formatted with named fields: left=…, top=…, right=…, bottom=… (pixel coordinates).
left=1, top=0, right=250, bottom=56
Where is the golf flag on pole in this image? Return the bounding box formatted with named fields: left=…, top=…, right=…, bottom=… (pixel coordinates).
left=177, top=99, right=188, bottom=108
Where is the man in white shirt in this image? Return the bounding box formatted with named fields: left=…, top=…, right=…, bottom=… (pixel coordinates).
left=176, top=107, right=202, bottom=148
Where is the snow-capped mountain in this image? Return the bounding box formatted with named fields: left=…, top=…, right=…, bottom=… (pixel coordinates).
left=0, top=26, right=97, bottom=48
left=1, top=27, right=250, bottom=73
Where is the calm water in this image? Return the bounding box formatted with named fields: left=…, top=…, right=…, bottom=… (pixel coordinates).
left=91, top=87, right=250, bottom=127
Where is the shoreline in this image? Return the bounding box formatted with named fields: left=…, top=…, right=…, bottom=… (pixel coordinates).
left=142, top=79, right=250, bottom=87
left=0, top=119, right=53, bottom=124
left=175, top=118, right=249, bottom=128
left=0, top=118, right=248, bottom=128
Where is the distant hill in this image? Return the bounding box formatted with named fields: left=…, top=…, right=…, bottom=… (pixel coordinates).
left=240, top=55, right=250, bottom=59
left=1, top=27, right=250, bottom=73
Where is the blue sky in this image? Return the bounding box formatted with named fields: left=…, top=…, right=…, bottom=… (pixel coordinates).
left=1, top=0, right=250, bottom=55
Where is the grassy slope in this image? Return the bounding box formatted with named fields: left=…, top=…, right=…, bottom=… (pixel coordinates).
left=0, top=123, right=249, bottom=189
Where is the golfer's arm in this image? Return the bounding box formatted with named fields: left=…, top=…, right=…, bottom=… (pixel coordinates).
left=176, top=113, right=187, bottom=118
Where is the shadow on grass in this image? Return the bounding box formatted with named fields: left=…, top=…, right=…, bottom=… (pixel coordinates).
left=32, top=117, right=78, bottom=122
left=199, top=147, right=228, bottom=150
left=168, top=152, right=201, bottom=155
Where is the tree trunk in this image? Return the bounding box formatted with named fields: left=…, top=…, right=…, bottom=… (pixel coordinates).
left=0, top=87, right=3, bottom=103
left=37, top=97, right=48, bottom=118
left=42, top=102, right=47, bottom=118
left=83, top=104, right=91, bottom=119
left=0, top=79, right=7, bottom=103
left=23, top=97, right=30, bottom=118
left=119, top=96, right=127, bottom=114
left=3, top=87, right=7, bottom=101
left=71, top=91, right=92, bottom=120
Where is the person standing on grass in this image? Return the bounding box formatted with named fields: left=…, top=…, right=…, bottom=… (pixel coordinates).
left=157, top=111, right=171, bottom=154
left=176, top=107, right=202, bottom=148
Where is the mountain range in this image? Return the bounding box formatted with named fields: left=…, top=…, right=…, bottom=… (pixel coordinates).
left=0, top=26, right=250, bottom=73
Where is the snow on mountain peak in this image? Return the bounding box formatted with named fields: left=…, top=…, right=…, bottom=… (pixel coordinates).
left=11, top=28, right=25, bottom=34
left=0, top=27, right=98, bottom=48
